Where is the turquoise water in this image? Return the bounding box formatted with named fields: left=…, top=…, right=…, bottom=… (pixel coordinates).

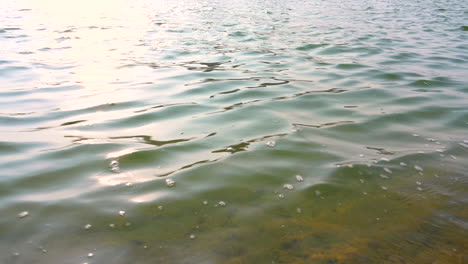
left=1, top=0, right=468, bottom=263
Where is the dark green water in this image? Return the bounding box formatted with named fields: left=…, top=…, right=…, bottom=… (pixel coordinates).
left=1, top=0, right=468, bottom=263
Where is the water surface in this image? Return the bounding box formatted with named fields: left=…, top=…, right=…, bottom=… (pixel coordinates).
left=1, top=0, right=468, bottom=263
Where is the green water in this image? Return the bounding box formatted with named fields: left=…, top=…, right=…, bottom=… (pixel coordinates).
left=1, top=0, right=468, bottom=263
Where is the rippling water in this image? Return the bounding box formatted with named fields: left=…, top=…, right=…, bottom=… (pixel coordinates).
left=1, top=0, right=468, bottom=263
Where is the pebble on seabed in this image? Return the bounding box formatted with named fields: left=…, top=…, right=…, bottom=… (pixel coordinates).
left=166, top=178, right=175, bottom=187
left=203, top=200, right=208, bottom=205
left=384, top=168, right=392, bottom=174
left=18, top=211, right=29, bottom=218
left=189, top=234, right=196, bottom=239
left=266, top=141, right=276, bottom=147
left=218, top=201, right=226, bottom=206
left=119, top=210, right=126, bottom=216
left=87, top=253, right=94, bottom=258
left=84, top=224, right=92, bottom=230
left=414, top=165, right=423, bottom=172
left=283, top=184, right=294, bottom=190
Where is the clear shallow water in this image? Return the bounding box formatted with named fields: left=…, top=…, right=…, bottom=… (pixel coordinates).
left=1, top=0, right=468, bottom=263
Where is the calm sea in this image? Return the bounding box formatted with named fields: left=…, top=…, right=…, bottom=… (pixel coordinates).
left=1, top=0, right=467, bottom=263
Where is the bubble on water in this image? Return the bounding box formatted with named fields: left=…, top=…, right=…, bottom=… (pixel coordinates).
left=143, top=245, right=148, bottom=249
left=436, top=149, right=444, bottom=152
left=296, top=208, right=302, bottom=213
left=278, top=194, right=284, bottom=199
left=18, top=211, right=29, bottom=218
left=380, top=158, right=390, bottom=162
left=381, top=186, right=388, bottom=190
left=412, top=134, right=419, bottom=137
left=87, top=253, right=94, bottom=258
left=450, top=155, right=457, bottom=160
left=218, top=201, right=226, bottom=206
left=165, top=178, right=175, bottom=187
left=416, top=181, right=422, bottom=185
left=315, top=190, right=321, bottom=196
left=414, top=165, right=423, bottom=172
left=295, top=175, right=304, bottom=182
left=226, top=147, right=234, bottom=151
left=380, top=174, right=389, bottom=179
left=125, top=182, right=133, bottom=187
left=384, top=168, right=392, bottom=174
left=109, top=223, right=115, bottom=228
left=119, top=210, right=126, bottom=216
left=417, top=187, right=423, bottom=191
left=266, top=141, right=276, bottom=147
left=189, top=234, right=196, bottom=239
left=13, top=252, right=20, bottom=257
left=362, top=191, right=368, bottom=195
left=84, top=224, right=92, bottom=230
left=283, top=184, right=294, bottom=190
left=157, top=205, right=163, bottom=210
left=347, top=164, right=354, bottom=168
left=41, top=249, right=47, bottom=253
left=359, top=154, right=364, bottom=157
left=110, top=160, right=120, bottom=173
left=203, top=200, right=208, bottom=205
